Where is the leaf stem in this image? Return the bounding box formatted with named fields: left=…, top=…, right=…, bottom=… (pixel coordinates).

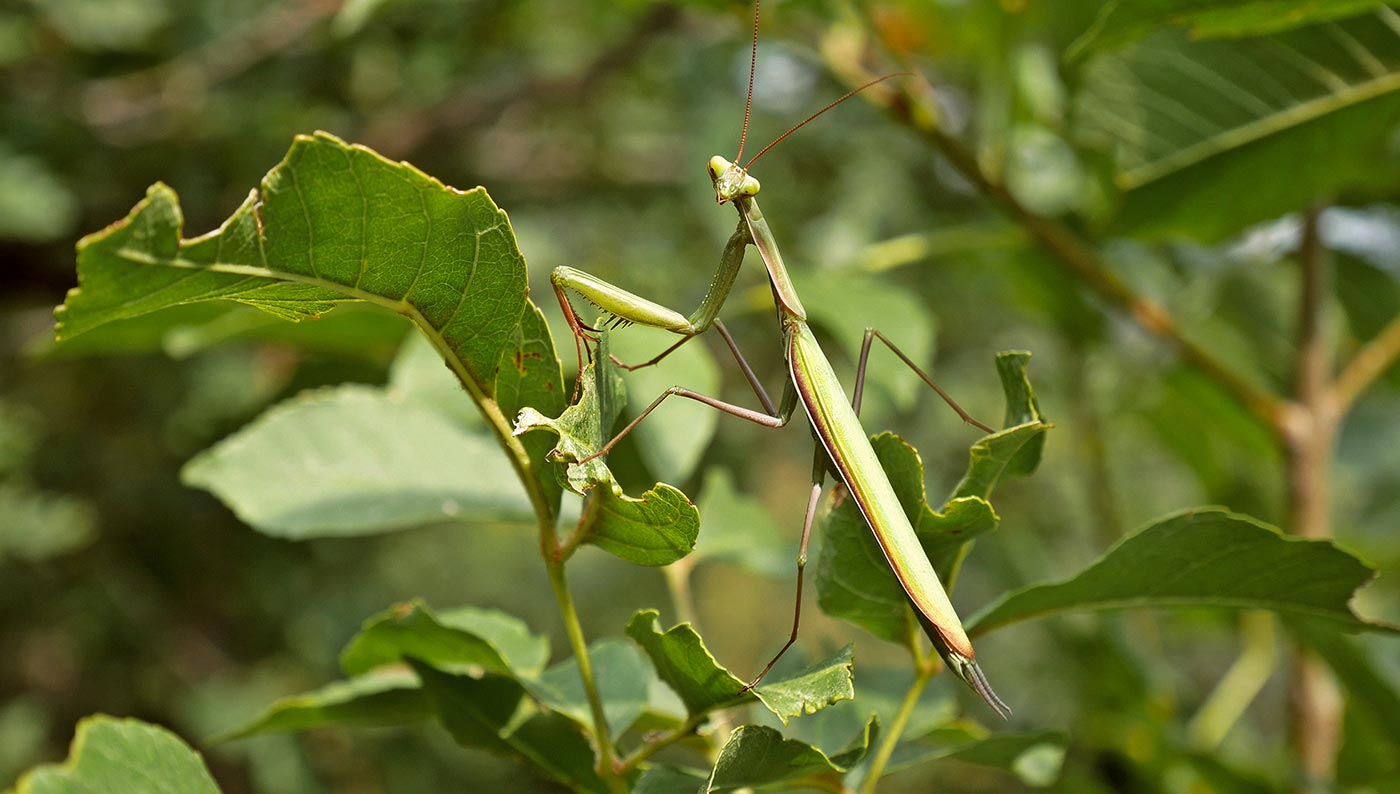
left=545, top=558, right=624, bottom=791
left=617, top=712, right=707, bottom=774
left=1332, top=311, right=1400, bottom=412
left=859, top=661, right=935, bottom=793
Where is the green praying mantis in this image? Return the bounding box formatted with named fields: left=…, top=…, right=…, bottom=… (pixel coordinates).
left=545, top=4, right=1011, bottom=719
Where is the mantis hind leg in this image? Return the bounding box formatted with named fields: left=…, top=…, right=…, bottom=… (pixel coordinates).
left=852, top=328, right=994, bottom=434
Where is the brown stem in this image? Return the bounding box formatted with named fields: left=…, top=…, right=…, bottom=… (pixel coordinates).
left=1333, top=312, right=1400, bottom=412
left=1285, top=208, right=1342, bottom=787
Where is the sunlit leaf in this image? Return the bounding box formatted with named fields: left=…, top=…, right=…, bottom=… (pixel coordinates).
left=10, top=716, right=220, bottom=794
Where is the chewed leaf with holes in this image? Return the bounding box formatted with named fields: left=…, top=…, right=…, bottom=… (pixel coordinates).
left=1076, top=11, right=1400, bottom=240
left=61, top=132, right=565, bottom=514
left=515, top=360, right=699, bottom=567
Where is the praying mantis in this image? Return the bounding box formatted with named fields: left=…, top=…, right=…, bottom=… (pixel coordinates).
left=547, top=3, right=1011, bottom=719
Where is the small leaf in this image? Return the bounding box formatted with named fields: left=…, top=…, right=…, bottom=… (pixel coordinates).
left=949, top=423, right=1049, bottom=503
left=634, top=765, right=709, bottom=794
left=968, top=507, right=1398, bottom=636
left=703, top=722, right=868, bottom=792
left=624, top=611, right=852, bottom=725
left=818, top=433, right=998, bottom=644
left=340, top=601, right=549, bottom=678
left=532, top=639, right=652, bottom=740
left=11, top=716, right=221, bottom=794
left=994, top=350, right=1047, bottom=477
left=409, top=661, right=609, bottom=794
left=217, top=670, right=430, bottom=741
left=515, top=359, right=699, bottom=566
left=749, top=646, right=856, bottom=726
left=624, top=610, right=748, bottom=717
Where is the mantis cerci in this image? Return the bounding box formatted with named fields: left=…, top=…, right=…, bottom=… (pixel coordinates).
left=547, top=3, right=1011, bottom=719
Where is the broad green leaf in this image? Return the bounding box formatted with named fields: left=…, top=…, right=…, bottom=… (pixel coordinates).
left=693, top=468, right=789, bottom=578
left=532, top=639, right=652, bottom=740
left=624, top=610, right=854, bottom=725
left=10, top=716, right=221, bottom=794
left=883, top=726, right=1066, bottom=786
left=1076, top=12, right=1400, bottom=241
left=61, top=132, right=564, bottom=516
left=818, top=433, right=998, bottom=645
left=610, top=326, right=721, bottom=484
left=1070, top=0, right=1392, bottom=57
left=340, top=601, right=549, bottom=678
left=407, top=661, right=609, bottom=794
left=515, top=359, right=699, bottom=566
left=703, top=720, right=871, bottom=792
left=217, top=670, right=431, bottom=741
left=968, top=507, right=1397, bottom=636
left=181, top=384, right=529, bottom=538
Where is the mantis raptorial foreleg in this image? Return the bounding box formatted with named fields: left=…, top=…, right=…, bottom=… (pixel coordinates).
left=552, top=224, right=751, bottom=399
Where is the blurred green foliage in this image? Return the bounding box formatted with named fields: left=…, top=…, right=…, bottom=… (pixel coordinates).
left=4, top=0, right=1400, bottom=791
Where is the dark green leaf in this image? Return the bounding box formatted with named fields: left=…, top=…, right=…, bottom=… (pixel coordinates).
left=10, top=716, right=221, bottom=794
left=1291, top=622, right=1400, bottom=748
left=703, top=722, right=867, bottom=792
left=62, top=132, right=564, bottom=518
left=1076, top=14, right=1400, bottom=241
left=216, top=670, right=431, bottom=741
left=340, top=601, right=549, bottom=678
left=968, top=508, right=1397, bottom=635
left=634, top=765, right=709, bottom=794
left=408, top=661, right=609, bottom=794
left=994, top=350, right=1047, bottom=478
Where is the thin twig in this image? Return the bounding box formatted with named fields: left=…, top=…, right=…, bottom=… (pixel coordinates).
left=1332, top=313, right=1400, bottom=411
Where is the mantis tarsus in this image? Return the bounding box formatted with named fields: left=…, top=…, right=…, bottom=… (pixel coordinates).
left=549, top=4, right=1011, bottom=719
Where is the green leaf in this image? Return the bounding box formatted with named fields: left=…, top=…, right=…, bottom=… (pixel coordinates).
left=624, top=610, right=854, bottom=725
left=1070, top=0, right=1392, bottom=57
left=532, top=639, right=651, bottom=740
left=340, top=601, right=549, bottom=678
left=950, top=423, right=1050, bottom=502
left=62, top=131, right=565, bottom=517
left=515, top=359, right=700, bottom=566
left=216, top=670, right=431, bottom=741
left=181, top=384, right=530, bottom=539
left=407, top=661, right=609, bottom=794
left=1076, top=13, right=1400, bottom=241
left=967, top=507, right=1397, bottom=636
left=993, top=350, right=1048, bottom=478
left=703, top=721, right=870, bottom=792
left=624, top=610, right=748, bottom=717
left=818, top=433, right=998, bottom=644
left=11, top=715, right=221, bottom=794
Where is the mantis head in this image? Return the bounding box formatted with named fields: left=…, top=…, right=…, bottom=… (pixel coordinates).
left=709, top=156, right=760, bottom=204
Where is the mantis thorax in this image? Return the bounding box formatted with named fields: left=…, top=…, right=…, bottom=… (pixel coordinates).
left=709, top=156, right=760, bottom=204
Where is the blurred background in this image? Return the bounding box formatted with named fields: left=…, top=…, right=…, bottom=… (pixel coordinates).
left=3, top=0, right=1399, bottom=791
